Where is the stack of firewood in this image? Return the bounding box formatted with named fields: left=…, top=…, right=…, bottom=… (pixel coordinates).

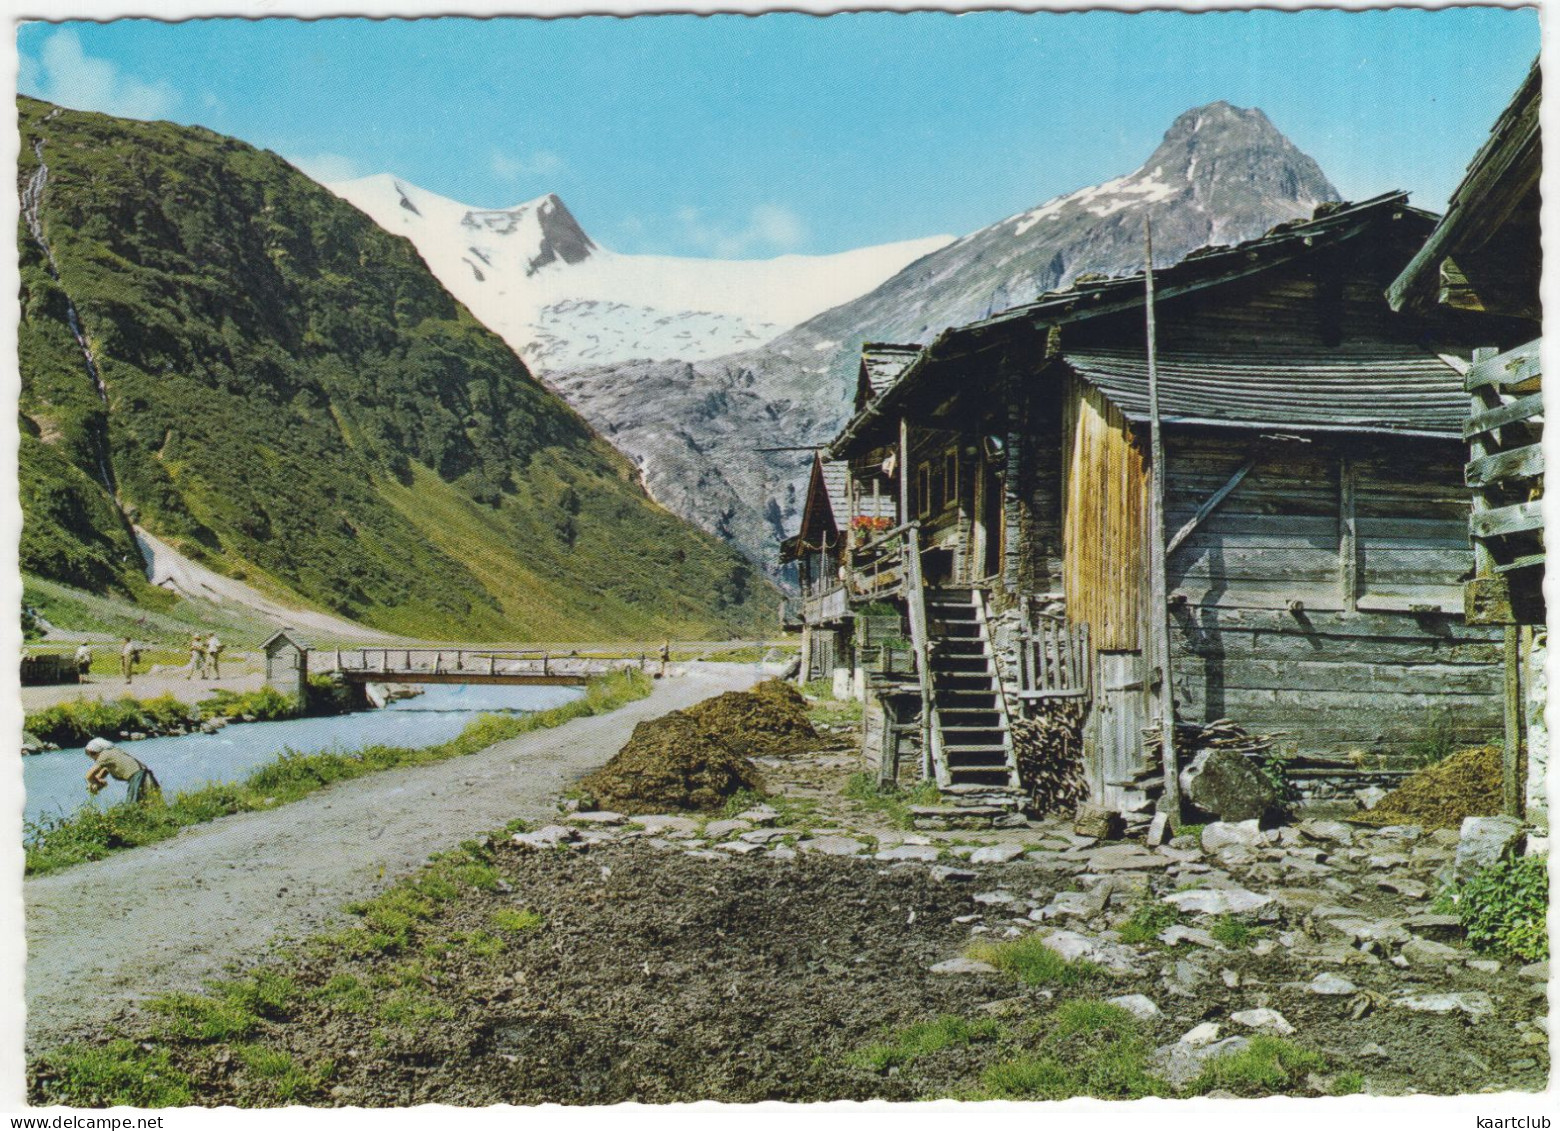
left=1141, top=718, right=1279, bottom=763
left=1012, top=700, right=1088, bottom=815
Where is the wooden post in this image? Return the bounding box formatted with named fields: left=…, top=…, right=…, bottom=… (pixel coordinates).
left=898, top=417, right=911, bottom=529
left=1503, top=625, right=1524, bottom=817
left=1339, top=454, right=1358, bottom=612
left=1144, top=217, right=1182, bottom=828
left=294, top=646, right=309, bottom=716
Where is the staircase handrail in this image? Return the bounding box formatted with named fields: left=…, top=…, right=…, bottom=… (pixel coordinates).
left=902, top=523, right=942, bottom=785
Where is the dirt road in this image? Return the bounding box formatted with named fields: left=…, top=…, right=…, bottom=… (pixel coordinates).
left=24, top=662, right=769, bottom=1049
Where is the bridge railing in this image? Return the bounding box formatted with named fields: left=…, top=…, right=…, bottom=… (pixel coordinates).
left=314, top=648, right=651, bottom=679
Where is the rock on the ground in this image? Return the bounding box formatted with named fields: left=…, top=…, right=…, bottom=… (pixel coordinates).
left=1151, top=1036, right=1251, bottom=1089
left=512, top=825, right=578, bottom=850
left=1454, top=815, right=1525, bottom=885
left=1084, top=844, right=1170, bottom=871
left=1400, top=936, right=1462, bottom=965
left=1180, top=1021, right=1222, bottom=1047
left=1108, top=994, right=1161, bottom=1020
left=875, top=844, right=940, bottom=862
left=929, top=866, right=977, bottom=883
left=571, top=810, right=626, bottom=825
left=1037, top=928, right=1140, bottom=975
left=1231, top=1008, right=1295, bottom=1035
left=1518, top=960, right=1549, bottom=981
left=1163, top=887, right=1275, bottom=917
left=796, top=835, right=866, bottom=857
left=1180, top=749, right=1278, bottom=822
left=1377, top=877, right=1429, bottom=899
left=1201, top=819, right=1264, bottom=853
left=1073, top=802, right=1120, bottom=839
left=930, top=957, right=998, bottom=975
left=968, top=843, right=1026, bottom=865
left=1307, top=973, right=1358, bottom=995
left=1396, top=991, right=1495, bottom=1020
left=1298, top=818, right=1355, bottom=845
left=1355, top=785, right=1389, bottom=810
left=1159, top=924, right=1224, bottom=950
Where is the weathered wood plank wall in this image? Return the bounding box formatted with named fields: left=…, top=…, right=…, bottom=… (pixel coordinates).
left=1162, top=428, right=1502, bottom=758
left=1060, top=377, right=1145, bottom=650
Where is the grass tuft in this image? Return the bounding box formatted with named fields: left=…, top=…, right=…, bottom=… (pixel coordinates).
left=491, top=908, right=545, bottom=933
left=847, top=1014, right=999, bottom=1071
left=32, top=1039, right=194, bottom=1107
left=843, top=772, right=942, bottom=830
left=1187, top=1035, right=1329, bottom=1096
left=1118, top=901, right=1180, bottom=944
left=968, top=934, right=1100, bottom=986
left=971, top=999, right=1168, bottom=1101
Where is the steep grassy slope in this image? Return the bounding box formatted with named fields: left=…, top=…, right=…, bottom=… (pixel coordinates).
left=17, top=98, right=769, bottom=639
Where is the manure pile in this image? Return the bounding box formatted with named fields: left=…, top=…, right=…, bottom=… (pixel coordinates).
left=579, top=680, right=817, bottom=813
left=1354, top=744, right=1504, bottom=829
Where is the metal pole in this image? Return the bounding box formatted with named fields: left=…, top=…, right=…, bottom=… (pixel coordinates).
left=1145, top=217, right=1182, bottom=828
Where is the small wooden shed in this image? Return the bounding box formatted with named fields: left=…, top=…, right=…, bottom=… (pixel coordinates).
left=262, top=629, right=310, bottom=711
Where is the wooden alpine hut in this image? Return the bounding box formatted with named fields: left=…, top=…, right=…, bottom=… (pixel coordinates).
left=827, top=193, right=1511, bottom=822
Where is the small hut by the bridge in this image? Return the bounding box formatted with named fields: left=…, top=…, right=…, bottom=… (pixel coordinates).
left=262, top=629, right=310, bottom=712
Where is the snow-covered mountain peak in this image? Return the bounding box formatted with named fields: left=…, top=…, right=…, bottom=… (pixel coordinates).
left=326, top=172, right=952, bottom=371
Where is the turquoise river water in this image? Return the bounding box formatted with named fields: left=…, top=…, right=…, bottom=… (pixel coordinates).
left=23, top=682, right=584, bottom=829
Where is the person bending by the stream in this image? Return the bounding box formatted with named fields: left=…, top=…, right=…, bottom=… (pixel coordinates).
left=84, top=737, right=161, bottom=804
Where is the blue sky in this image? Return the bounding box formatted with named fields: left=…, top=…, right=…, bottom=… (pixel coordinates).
left=15, top=9, right=1540, bottom=258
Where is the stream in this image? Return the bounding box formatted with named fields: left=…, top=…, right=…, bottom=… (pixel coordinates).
left=22, top=682, right=584, bottom=828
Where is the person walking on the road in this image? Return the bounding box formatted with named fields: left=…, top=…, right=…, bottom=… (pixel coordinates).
left=119, top=638, right=139, bottom=685
left=84, top=737, right=160, bottom=803
left=658, top=641, right=671, bottom=677
left=205, top=633, right=224, bottom=680
left=185, top=634, right=208, bottom=680
left=74, top=643, right=92, bottom=682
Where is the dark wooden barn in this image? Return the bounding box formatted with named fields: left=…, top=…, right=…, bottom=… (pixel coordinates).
left=823, top=193, right=1513, bottom=817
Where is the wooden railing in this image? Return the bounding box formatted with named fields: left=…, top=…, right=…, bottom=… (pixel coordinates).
left=1016, top=602, right=1091, bottom=703
left=847, top=521, right=914, bottom=600
left=320, top=648, right=649, bottom=681
left=901, top=523, right=939, bottom=784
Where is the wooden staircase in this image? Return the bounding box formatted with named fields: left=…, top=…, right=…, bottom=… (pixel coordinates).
left=924, top=588, right=1021, bottom=791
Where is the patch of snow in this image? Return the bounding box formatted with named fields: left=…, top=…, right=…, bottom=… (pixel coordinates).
left=328, top=173, right=952, bottom=372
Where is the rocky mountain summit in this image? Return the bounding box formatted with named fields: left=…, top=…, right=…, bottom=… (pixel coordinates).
left=554, top=102, right=1342, bottom=573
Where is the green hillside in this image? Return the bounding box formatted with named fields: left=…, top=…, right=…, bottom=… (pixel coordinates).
left=17, top=97, right=771, bottom=640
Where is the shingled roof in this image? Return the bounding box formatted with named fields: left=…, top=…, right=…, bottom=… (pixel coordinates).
left=1062, top=346, right=1466, bottom=438
left=831, top=193, right=1459, bottom=454
left=855, top=343, right=923, bottom=412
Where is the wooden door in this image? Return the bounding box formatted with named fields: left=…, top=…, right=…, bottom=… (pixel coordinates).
left=1089, top=651, right=1145, bottom=808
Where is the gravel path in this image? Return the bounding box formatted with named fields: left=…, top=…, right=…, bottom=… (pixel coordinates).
left=24, top=663, right=768, bottom=1049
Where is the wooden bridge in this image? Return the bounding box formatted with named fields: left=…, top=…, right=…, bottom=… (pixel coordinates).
left=315, top=647, right=655, bottom=687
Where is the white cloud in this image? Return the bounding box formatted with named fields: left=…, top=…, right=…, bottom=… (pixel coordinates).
left=22, top=28, right=180, bottom=121
left=286, top=152, right=366, bottom=184
left=674, top=203, right=809, bottom=258
left=490, top=148, right=565, bottom=182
